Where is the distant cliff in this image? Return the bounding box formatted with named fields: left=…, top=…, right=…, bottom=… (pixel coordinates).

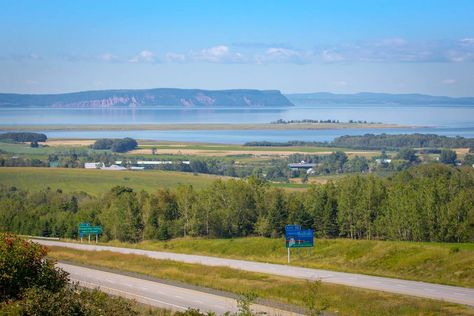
left=0, top=88, right=293, bottom=108
left=286, top=92, right=474, bottom=105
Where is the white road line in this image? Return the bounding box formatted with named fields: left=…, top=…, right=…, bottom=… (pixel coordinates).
left=71, top=279, right=188, bottom=310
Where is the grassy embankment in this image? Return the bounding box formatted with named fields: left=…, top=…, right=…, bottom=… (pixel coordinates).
left=96, top=237, right=474, bottom=289
left=48, top=246, right=474, bottom=316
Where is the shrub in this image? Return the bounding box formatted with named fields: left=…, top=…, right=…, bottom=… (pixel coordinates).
left=0, top=233, right=68, bottom=302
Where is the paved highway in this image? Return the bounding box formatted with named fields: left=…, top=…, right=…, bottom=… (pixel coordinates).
left=59, top=263, right=301, bottom=315
left=37, top=240, right=474, bottom=307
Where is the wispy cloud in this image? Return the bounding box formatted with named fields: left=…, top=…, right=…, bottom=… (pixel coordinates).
left=256, top=47, right=311, bottom=64
left=129, top=50, right=156, bottom=63
left=5, top=38, right=474, bottom=65
left=313, top=38, right=474, bottom=63
left=99, top=53, right=119, bottom=62
left=0, top=53, right=43, bottom=62
left=189, top=45, right=246, bottom=63
left=441, top=79, right=457, bottom=85
left=165, top=52, right=186, bottom=63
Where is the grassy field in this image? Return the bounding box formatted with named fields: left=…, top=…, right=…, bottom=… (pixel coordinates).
left=48, top=246, right=474, bottom=316
left=131, top=143, right=380, bottom=158
left=97, top=237, right=474, bottom=288
left=0, top=167, right=227, bottom=195
left=1, top=138, right=381, bottom=159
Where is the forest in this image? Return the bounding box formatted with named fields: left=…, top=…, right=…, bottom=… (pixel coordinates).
left=245, top=134, right=474, bottom=150
left=0, top=132, right=47, bottom=143
left=1, top=164, right=473, bottom=243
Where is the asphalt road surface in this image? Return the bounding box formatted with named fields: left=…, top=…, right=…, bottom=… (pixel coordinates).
left=37, top=239, right=474, bottom=307
left=59, top=262, right=301, bottom=315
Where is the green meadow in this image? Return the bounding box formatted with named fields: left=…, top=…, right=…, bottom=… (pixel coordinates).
left=0, top=167, right=227, bottom=195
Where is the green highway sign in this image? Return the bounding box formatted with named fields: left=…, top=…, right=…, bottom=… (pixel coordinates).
left=78, top=222, right=102, bottom=237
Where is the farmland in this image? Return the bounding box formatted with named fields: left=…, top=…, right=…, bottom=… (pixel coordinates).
left=0, top=167, right=228, bottom=195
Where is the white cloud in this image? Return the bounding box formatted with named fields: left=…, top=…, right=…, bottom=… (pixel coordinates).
left=164, top=45, right=245, bottom=63
left=129, top=50, right=156, bottom=63
left=313, top=38, right=474, bottom=63
left=189, top=45, right=246, bottom=63
left=257, top=47, right=310, bottom=64
left=460, top=38, right=474, bottom=45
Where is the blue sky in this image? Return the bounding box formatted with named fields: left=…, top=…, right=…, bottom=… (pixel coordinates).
left=1, top=0, right=473, bottom=95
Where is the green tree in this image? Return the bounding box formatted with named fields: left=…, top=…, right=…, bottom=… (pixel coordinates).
left=439, top=149, right=457, bottom=165
left=0, top=233, right=68, bottom=302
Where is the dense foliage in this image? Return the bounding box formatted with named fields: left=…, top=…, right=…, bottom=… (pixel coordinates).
left=0, top=233, right=174, bottom=315
left=1, top=164, right=473, bottom=243
left=0, top=233, right=68, bottom=301
left=0, top=132, right=47, bottom=143
left=331, top=133, right=474, bottom=150
left=245, top=134, right=474, bottom=150
left=92, top=138, right=138, bottom=152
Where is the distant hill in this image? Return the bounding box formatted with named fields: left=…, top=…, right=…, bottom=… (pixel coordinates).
left=0, top=88, right=293, bottom=108
left=285, top=92, right=474, bottom=105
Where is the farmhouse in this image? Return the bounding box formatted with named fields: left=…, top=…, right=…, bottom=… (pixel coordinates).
left=288, top=161, right=316, bottom=171
left=84, top=162, right=104, bottom=169
left=100, top=164, right=127, bottom=171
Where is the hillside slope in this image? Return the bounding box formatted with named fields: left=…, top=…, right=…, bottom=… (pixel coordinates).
left=0, top=88, right=293, bottom=108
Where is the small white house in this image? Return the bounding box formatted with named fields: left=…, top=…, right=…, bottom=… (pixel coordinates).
left=137, top=161, right=173, bottom=165
left=84, top=162, right=104, bottom=169
left=100, top=164, right=127, bottom=171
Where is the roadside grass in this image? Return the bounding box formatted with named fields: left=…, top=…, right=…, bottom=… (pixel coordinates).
left=0, top=167, right=227, bottom=195
left=47, top=246, right=474, bottom=316
left=98, top=237, right=474, bottom=288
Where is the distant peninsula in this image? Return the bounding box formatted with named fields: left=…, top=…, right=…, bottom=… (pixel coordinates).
left=285, top=92, right=474, bottom=105
left=0, top=88, right=293, bottom=108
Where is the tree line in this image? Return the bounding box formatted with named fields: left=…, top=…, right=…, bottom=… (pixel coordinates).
left=245, top=134, right=474, bottom=151
left=331, top=133, right=474, bottom=150
left=0, top=132, right=47, bottom=143
left=1, top=164, right=473, bottom=243
left=92, top=138, right=138, bottom=153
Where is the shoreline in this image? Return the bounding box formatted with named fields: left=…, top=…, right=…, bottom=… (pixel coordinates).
left=0, top=122, right=418, bottom=131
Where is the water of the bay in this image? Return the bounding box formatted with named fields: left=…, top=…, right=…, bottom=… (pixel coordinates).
left=1, top=104, right=473, bottom=143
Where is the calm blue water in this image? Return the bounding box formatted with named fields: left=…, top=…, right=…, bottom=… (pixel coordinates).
left=37, top=127, right=474, bottom=144
left=1, top=105, right=473, bottom=143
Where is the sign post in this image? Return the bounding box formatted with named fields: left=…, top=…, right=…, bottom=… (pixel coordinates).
left=78, top=222, right=103, bottom=243
left=285, top=224, right=314, bottom=264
